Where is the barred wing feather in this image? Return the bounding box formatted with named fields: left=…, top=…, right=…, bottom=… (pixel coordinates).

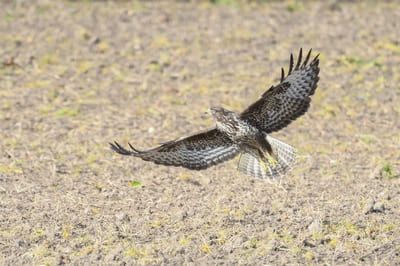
left=110, top=129, right=240, bottom=170
left=240, top=48, right=320, bottom=133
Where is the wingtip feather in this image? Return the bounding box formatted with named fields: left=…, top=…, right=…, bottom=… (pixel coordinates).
left=110, top=141, right=138, bottom=156
left=295, top=48, right=303, bottom=70
left=313, top=53, right=320, bottom=62
left=128, top=142, right=141, bottom=153
left=288, top=53, right=294, bottom=74
left=303, top=48, right=312, bottom=67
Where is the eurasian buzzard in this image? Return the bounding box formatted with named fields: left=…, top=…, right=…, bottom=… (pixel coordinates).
left=111, top=48, right=320, bottom=181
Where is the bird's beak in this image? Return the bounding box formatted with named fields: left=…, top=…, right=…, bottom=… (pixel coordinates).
left=201, top=108, right=213, bottom=120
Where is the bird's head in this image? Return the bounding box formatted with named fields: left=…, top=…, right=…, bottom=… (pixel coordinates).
left=208, top=106, right=238, bottom=134
left=209, top=106, right=233, bottom=119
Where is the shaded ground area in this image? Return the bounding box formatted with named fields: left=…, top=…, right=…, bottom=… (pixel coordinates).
left=1, top=0, right=400, bottom=264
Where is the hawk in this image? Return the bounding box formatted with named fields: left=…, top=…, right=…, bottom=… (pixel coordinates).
left=111, top=48, right=320, bottom=181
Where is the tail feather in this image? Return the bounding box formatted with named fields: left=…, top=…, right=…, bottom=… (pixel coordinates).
left=266, top=135, right=297, bottom=174
left=238, top=150, right=268, bottom=180
left=237, top=136, right=297, bottom=180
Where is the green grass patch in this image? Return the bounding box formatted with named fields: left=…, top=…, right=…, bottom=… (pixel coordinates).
left=249, top=238, right=261, bottom=248
left=149, top=62, right=161, bottom=71
left=4, top=13, right=14, bottom=21
left=286, top=1, right=306, bottom=12
left=39, top=54, right=60, bottom=67
left=0, top=163, right=22, bottom=174
left=211, top=0, right=237, bottom=5
left=303, top=250, right=313, bottom=261
left=39, top=104, right=53, bottom=115
left=77, top=61, right=93, bottom=73
left=30, top=228, right=44, bottom=240
left=311, top=231, right=325, bottom=241
left=179, top=237, right=191, bottom=245
left=124, top=247, right=149, bottom=258
left=28, top=80, right=51, bottom=89
left=337, top=55, right=381, bottom=69
left=36, top=4, right=52, bottom=14
left=151, top=36, right=169, bottom=48
left=34, top=246, right=52, bottom=258
left=62, top=226, right=72, bottom=240
left=130, top=181, right=142, bottom=188
left=56, top=107, right=80, bottom=117
left=360, top=136, right=373, bottom=144
left=328, top=238, right=338, bottom=247
left=200, top=243, right=212, bottom=253
left=375, top=41, right=400, bottom=54
left=382, top=162, right=397, bottom=179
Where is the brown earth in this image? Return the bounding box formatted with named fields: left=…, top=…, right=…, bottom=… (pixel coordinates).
left=1, top=0, right=400, bottom=264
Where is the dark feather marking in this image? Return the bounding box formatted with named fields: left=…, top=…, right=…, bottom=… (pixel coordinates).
left=288, top=53, right=294, bottom=75
left=295, top=48, right=302, bottom=70
left=110, top=142, right=135, bottom=155
left=128, top=143, right=141, bottom=153
left=303, top=48, right=312, bottom=67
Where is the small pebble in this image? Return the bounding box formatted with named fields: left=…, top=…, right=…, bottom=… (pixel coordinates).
left=308, top=220, right=322, bottom=234
left=372, top=202, right=385, bottom=212
left=266, top=239, right=278, bottom=251
left=363, top=198, right=375, bottom=214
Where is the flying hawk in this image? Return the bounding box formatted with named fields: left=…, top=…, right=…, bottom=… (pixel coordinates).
left=111, top=48, right=320, bottom=181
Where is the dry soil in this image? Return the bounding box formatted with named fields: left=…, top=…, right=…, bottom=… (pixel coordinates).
left=1, top=0, right=400, bottom=264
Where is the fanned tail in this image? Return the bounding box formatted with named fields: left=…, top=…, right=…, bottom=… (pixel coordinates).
left=237, top=136, right=297, bottom=180
left=266, top=135, right=297, bottom=175
left=238, top=150, right=269, bottom=180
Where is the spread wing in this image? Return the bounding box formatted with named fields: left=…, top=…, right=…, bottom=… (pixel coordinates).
left=110, top=129, right=240, bottom=170
left=240, top=48, right=320, bottom=133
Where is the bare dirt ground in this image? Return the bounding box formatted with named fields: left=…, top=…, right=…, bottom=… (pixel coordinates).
left=1, top=0, right=400, bottom=264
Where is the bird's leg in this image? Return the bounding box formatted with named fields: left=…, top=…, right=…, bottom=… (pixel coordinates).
left=258, top=155, right=268, bottom=173
left=265, top=151, right=278, bottom=168
left=257, top=148, right=278, bottom=169
left=256, top=134, right=278, bottom=168
left=255, top=150, right=278, bottom=181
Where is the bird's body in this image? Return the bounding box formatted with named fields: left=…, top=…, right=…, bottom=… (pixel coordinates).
left=211, top=107, right=273, bottom=161
left=211, top=107, right=259, bottom=143
left=208, top=106, right=295, bottom=179
left=111, top=48, right=320, bottom=181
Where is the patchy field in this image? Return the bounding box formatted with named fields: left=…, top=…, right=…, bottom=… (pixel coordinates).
left=1, top=0, right=400, bottom=264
